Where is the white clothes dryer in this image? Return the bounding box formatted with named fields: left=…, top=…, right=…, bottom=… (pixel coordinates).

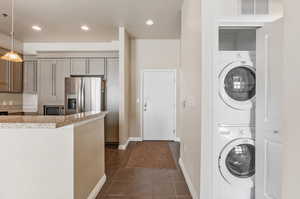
left=215, top=51, right=256, bottom=126
left=215, top=125, right=255, bottom=199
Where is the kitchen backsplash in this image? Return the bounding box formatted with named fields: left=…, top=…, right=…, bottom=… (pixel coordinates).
left=0, top=93, right=23, bottom=112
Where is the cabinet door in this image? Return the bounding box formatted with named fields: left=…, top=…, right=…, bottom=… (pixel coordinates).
left=0, top=60, right=9, bottom=92
left=38, top=60, right=56, bottom=111
left=88, top=58, right=105, bottom=75
left=70, top=58, right=87, bottom=75
left=55, top=59, right=70, bottom=104
left=23, top=61, right=37, bottom=93
left=256, top=19, right=283, bottom=199
left=10, top=61, right=23, bottom=93
left=105, top=58, right=119, bottom=143
left=0, top=49, right=10, bottom=92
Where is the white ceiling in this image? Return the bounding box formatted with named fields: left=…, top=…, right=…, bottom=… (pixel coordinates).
left=0, top=0, right=183, bottom=42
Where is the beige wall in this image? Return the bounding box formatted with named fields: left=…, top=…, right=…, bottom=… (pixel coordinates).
left=74, top=118, right=105, bottom=199
left=0, top=93, right=23, bottom=112
left=0, top=32, right=23, bottom=52
left=119, top=27, right=131, bottom=146
left=0, top=93, right=23, bottom=106
left=179, top=0, right=202, bottom=197
left=129, top=39, right=181, bottom=138
left=281, top=0, right=300, bottom=198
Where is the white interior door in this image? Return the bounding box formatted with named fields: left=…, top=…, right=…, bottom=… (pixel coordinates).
left=256, top=19, right=283, bottom=199
left=142, top=70, right=176, bottom=140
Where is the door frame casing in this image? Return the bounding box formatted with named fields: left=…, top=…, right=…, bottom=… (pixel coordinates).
left=140, top=69, right=177, bottom=141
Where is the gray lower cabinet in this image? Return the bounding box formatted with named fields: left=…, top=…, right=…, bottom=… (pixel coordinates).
left=23, top=61, right=37, bottom=94
left=38, top=59, right=70, bottom=114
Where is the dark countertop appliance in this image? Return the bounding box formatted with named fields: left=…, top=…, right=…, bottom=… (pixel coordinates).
left=44, top=105, right=65, bottom=115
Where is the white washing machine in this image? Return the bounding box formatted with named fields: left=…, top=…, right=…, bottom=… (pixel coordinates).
left=215, top=125, right=255, bottom=199
left=215, top=51, right=256, bottom=126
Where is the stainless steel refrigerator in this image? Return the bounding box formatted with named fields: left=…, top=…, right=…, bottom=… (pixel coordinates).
left=65, top=77, right=105, bottom=115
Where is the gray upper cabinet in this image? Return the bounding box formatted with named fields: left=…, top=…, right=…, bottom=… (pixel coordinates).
left=38, top=59, right=70, bottom=113
left=38, top=59, right=70, bottom=105
left=70, top=58, right=106, bottom=76
left=88, top=58, right=105, bottom=75
left=35, top=56, right=109, bottom=113
left=38, top=60, right=56, bottom=106
left=70, top=58, right=87, bottom=75
left=23, top=61, right=37, bottom=94
left=55, top=59, right=70, bottom=104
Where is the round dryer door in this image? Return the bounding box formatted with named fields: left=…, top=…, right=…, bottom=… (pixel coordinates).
left=219, top=61, right=256, bottom=110
left=219, top=138, right=255, bottom=187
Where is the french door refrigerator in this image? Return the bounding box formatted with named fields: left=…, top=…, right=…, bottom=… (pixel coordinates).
left=65, top=77, right=105, bottom=115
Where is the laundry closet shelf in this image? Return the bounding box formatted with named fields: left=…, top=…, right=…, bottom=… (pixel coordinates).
left=219, top=15, right=283, bottom=28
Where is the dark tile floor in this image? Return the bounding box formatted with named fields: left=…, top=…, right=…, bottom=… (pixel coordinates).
left=97, top=141, right=192, bottom=199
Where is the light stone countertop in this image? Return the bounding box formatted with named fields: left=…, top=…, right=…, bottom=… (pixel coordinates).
left=0, top=111, right=107, bottom=129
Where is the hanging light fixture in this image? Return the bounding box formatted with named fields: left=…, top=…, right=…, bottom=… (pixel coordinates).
left=1, top=0, right=23, bottom=63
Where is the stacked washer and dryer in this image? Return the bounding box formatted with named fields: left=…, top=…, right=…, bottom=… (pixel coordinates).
left=214, top=49, right=256, bottom=199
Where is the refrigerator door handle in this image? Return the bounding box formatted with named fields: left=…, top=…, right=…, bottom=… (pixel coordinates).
left=78, top=80, right=81, bottom=113
left=81, top=80, right=84, bottom=112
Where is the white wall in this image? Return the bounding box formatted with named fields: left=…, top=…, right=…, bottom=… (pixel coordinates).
left=0, top=125, right=74, bottom=199
left=281, top=0, right=300, bottom=198
left=129, top=39, right=181, bottom=139
left=179, top=0, right=202, bottom=198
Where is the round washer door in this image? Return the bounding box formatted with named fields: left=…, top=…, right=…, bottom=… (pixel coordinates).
left=219, top=138, right=255, bottom=187
left=219, top=61, right=256, bottom=110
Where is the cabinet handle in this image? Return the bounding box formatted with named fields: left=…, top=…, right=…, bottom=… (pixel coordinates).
left=53, top=63, right=56, bottom=96
left=52, top=64, right=54, bottom=96
left=86, top=59, right=90, bottom=74
left=8, top=61, right=11, bottom=91
left=264, top=34, right=269, bottom=122
left=34, top=61, right=37, bottom=93
left=104, top=58, right=107, bottom=79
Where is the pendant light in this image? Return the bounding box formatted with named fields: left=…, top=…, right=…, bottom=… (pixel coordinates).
left=1, top=0, right=23, bottom=63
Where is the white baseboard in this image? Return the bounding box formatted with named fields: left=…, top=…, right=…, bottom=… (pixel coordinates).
left=179, top=158, right=198, bottom=199
left=118, top=139, right=129, bottom=150
left=174, top=137, right=181, bottom=142
left=129, top=137, right=143, bottom=141
left=118, top=137, right=143, bottom=150
left=87, top=174, right=107, bottom=199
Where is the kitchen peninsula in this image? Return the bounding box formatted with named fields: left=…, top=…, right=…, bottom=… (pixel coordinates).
left=0, top=111, right=107, bottom=199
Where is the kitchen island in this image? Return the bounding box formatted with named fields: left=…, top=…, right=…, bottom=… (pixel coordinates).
left=0, top=111, right=107, bottom=199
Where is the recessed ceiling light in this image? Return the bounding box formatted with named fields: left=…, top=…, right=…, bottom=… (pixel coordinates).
left=146, top=19, right=154, bottom=26
left=81, top=25, right=90, bottom=31
left=32, top=25, right=42, bottom=31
